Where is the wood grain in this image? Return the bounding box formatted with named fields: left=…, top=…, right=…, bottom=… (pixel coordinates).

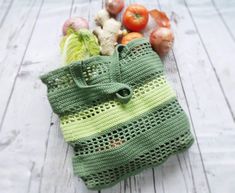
left=0, top=0, right=235, bottom=193
left=212, top=0, right=235, bottom=41
left=0, top=0, right=14, bottom=28
left=0, top=0, right=44, bottom=128
left=158, top=0, right=235, bottom=192
left=186, top=0, right=235, bottom=120
left=0, top=0, right=73, bottom=193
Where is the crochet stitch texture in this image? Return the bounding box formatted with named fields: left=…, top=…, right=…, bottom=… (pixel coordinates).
left=41, top=38, right=194, bottom=190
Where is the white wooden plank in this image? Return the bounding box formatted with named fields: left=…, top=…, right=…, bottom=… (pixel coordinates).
left=212, top=0, right=235, bottom=41
left=186, top=0, right=235, bottom=120
left=152, top=0, right=212, bottom=191
left=158, top=0, right=235, bottom=193
left=183, top=0, right=235, bottom=192
left=0, top=0, right=14, bottom=28
left=0, top=0, right=74, bottom=193
left=0, top=0, right=44, bottom=126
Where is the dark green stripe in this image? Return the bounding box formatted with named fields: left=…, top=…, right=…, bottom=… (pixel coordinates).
left=83, top=131, right=193, bottom=190
left=52, top=70, right=164, bottom=116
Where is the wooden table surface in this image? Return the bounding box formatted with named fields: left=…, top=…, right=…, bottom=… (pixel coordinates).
left=0, top=0, right=235, bottom=193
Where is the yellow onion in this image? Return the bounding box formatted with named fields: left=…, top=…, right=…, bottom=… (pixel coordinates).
left=150, top=27, right=174, bottom=57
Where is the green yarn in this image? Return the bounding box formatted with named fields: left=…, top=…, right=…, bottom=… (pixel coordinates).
left=61, top=79, right=175, bottom=141
left=60, top=29, right=100, bottom=65
left=41, top=38, right=194, bottom=190
left=72, top=99, right=190, bottom=173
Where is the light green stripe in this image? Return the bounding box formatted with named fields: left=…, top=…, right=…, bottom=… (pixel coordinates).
left=61, top=82, right=176, bottom=141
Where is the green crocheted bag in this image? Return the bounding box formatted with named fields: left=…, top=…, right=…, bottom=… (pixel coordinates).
left=41, top=38, right=194, bottom=190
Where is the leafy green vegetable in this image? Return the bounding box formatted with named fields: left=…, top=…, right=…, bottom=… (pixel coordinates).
left=60, top=29, right=100, bottom=65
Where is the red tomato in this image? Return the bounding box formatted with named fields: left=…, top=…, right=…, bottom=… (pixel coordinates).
left=121, top=32, right=143, bottom=45
left=122, top=4, right=149, bottom=32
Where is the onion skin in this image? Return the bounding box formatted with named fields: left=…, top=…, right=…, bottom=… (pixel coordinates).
left=105, top=0, right=124, bottom=15
left=62, top=17, right=89, bottom=35
left=150, top=27, right=174, bottom=57
left=149, top=9, right=171, bottom=28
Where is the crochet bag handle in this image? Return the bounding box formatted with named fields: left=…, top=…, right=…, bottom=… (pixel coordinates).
left=69, top=46, right=133, bottom=104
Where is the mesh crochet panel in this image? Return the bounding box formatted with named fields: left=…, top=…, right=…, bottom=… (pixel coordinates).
left=45, top=70, right=163, bottom=120
left=46, top=73, right=74, bottom=93
left=46, top=60, right=111, bottom=94
left=72, top=99, right=181, bottom=156
left=43, top=59, right=163, bottom=116
left=80, top=130, right=192, bottom=189
left=82, top=60, right=111, bottom=83
left=119, top=42, right=153, bottom=63
left=45, top=40, right=155, bottom=95
left=60, top=72, right=166, bottom=126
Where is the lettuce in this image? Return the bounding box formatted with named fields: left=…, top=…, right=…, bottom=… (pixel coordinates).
left=60, top=29, right=100, bottom=65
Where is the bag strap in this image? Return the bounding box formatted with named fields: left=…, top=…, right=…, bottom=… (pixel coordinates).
left=69, top=45, right=133, bottom=104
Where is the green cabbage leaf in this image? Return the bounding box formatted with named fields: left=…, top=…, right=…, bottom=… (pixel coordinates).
left=60, top=29, right=100, bottom=65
